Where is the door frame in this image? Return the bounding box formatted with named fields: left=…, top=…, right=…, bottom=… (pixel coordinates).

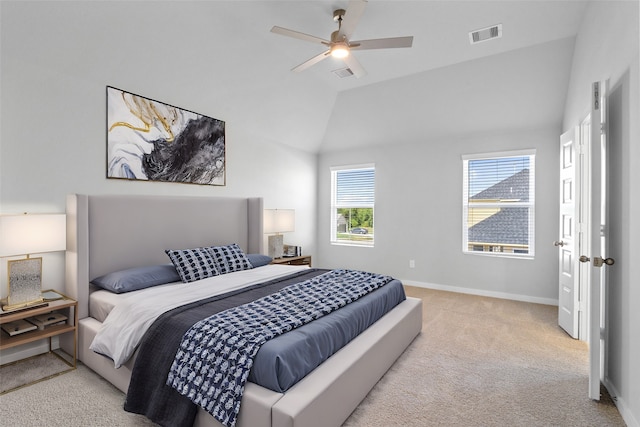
left=577, top=114, right=591, bottom=342
left=586, top=79, right=609, bottom=401
left=559, top=80, right=608, bottom=401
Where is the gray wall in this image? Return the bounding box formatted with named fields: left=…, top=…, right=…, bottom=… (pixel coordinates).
left=317, top=127, right=560, bottom=304
left=561, top=1, right=639, bottom=424
left=0, top=1, right=322, bottom=298
left=317, top=39, right=571, bottom=305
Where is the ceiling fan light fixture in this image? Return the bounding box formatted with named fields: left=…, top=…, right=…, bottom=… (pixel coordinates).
left=271, top=1, right=413, bottom=78
left=330, top=43, right=350, bottom=58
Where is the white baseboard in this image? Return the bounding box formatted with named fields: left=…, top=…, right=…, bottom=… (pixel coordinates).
left=604, top=378, right=640, bottom=427
left=401, top=279, right=559, bottom=306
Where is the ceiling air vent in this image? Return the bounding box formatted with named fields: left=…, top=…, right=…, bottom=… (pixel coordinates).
left=469, top=24, right=502, bottom=45
left=333, top=67, right=354, bottom=78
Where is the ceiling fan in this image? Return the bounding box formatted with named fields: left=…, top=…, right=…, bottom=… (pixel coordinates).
left=270, top=0, right=413, bottom=78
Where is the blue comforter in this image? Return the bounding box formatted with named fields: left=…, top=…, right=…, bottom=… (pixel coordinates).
left=168, top=269, right=397, bottom=427
left=124, top=269, right=405, bottom=427
left=249, top=274, right=406, bottom=392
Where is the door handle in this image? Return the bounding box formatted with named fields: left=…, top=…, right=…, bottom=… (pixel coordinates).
left=598, top=257, right=615, bottom=266
left=579, top=255, right=615, bottom=267
left=553, top=240, right=566, bottom=247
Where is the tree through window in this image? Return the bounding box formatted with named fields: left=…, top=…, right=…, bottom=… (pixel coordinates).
left=331, top=165, right=375, bottom=246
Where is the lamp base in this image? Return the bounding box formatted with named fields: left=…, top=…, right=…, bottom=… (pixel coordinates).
left=268, top=234, right=284, bottom=259
left=5, top=257, right=44, bottom=311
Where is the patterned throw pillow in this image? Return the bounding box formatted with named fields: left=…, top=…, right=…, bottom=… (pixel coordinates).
left=165, top=248, right=219, bottom=283
left=208, top=243, right=253, bottom=275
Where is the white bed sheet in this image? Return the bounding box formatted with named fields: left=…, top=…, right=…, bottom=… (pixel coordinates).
left=90, top=286, right=165, bottom=323
left=89, top=264, right=309, bottom=368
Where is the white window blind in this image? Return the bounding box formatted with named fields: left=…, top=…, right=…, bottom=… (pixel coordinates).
left=331, top=164, right=375, bottom=246
left=462, top=150, right=535, bottom=257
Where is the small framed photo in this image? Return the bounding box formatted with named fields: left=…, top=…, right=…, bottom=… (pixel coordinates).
left=7, top=257, right=43, bottom=307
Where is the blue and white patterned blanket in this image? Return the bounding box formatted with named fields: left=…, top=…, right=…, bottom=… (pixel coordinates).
left=166, top=269, right=393, bottom=427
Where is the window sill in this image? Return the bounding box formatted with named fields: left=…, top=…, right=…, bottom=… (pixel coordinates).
left=331, top=242, right=374, bottom=248
left=463, top=251, right=534, bottom=260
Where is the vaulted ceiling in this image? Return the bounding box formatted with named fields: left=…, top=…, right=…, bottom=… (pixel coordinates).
left=263, top=0, right=586, bottom=91
left=2, top=1, right=589, bottom=153
left=265, top=0, right=588, bottom=152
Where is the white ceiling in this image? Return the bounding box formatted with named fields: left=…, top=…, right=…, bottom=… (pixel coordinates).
left=260, top=0, right=589, bottom=152
left=3, top=0, right=591, bottom=154
left=260, top=0, right=587, bottom=91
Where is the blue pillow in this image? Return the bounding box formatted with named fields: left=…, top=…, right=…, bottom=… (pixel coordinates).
left=165, top=247, right=220, bottom=283
left=91, top=264, right=181, bottom=294
left=208, top=243, right=253, bottom=274
left=247, top=253, right=272, bottom=268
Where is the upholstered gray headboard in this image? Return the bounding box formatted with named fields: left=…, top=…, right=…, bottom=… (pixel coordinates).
left=65, top=194, right=263, bottom=318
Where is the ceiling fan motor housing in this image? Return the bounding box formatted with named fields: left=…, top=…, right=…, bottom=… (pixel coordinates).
left=331, top=30, right=346, bottom=44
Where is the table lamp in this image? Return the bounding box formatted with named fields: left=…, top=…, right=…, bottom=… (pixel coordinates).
left=264, top=209, right=295, bottom=259
left=0, top=213, right=66, bottom=311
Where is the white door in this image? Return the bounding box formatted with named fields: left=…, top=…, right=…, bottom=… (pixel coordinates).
left=582, top=80, right=614, bottom=401
left=557, top=127, right=581, bottom=338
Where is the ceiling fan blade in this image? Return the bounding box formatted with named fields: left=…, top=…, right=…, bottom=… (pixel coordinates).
left=271, top=26, right=329, bottom=45
left=343, top=54, right=367, bottom=78
left=350, top=36, right=414, bottom=50
left=292, top=50, right=331, bottom=73
left=338, top=0, right=367, bottom=39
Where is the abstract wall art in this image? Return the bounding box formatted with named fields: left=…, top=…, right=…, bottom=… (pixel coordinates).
left=106, top=86, right=225, bottom=186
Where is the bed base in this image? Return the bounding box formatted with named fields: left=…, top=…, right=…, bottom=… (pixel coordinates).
left=65, top=194, right=423, bottom=427
left=79, top=298, right=421, bottom=427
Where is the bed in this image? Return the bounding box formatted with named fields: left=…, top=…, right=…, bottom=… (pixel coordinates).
left=62, top=194, right=422, bottom=427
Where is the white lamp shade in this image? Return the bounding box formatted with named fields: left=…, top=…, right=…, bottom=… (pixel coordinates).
left=0, top=213, right=66, bottom=257
left=263, top=209, right=295, bottom=234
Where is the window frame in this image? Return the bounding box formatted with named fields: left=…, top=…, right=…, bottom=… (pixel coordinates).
left=462, top=149, right=536, bottom=259
left=330, top=164, right=375, bottom=247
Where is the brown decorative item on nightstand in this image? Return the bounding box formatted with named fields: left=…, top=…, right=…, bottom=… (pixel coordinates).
left=270, top=255, right=311, bottom=267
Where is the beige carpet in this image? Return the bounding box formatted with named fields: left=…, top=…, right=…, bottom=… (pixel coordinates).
left=0, top=287, right=625, bottom=426
left=344, top=286, right=624, bottom=426
left=1, top=352, right=71, bottom=394
left=0, top=361, right=156, bottom=427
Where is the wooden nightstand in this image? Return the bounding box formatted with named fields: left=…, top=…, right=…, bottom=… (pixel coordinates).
left=271, top=255, right=312, bottom=267
left=0, top=290, right=77, bottom=394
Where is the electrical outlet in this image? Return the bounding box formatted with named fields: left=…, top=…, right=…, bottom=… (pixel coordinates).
left=409, top=259, right=415, bottom=268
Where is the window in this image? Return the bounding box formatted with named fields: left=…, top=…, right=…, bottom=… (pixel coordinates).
left=462, top=150, right=535, bottom=257
left=331, top=164, right=375, bottom=246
